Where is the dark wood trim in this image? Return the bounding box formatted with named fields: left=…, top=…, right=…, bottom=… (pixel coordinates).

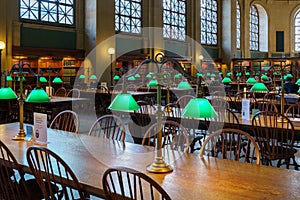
left=12, top=46, right=85, bottom=59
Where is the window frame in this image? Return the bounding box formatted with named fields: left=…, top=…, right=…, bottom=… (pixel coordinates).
left=162, top=0, right=187, bottom=41
left=19, top=0, right=76, bottom=27
left=236, top=0, right=241, bottom=49
left=294, top=10, right=300, bottom=52
left=115, top=0, right=142, bottom=34
left=249, top=5, right=259, bottom=51
left=200, top=0, right=218, bottom=46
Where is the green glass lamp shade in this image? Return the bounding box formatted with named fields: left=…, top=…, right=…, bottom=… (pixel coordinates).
left=261, top=74, right=268, bottom=81
left=53, top=77, right=63, bottom=83
left=108, top=93, right=140, bottom=112
left=134, top=74, right=141, bottom=78
left=226, top=72, right=232, bottom=76
left=177, top=81, right=192, bottom=89
left=273, top=71, right=278, bottom=75
left=174, top=73, right=182, bottom=79
left=218, top=72, right=223, bottom=76
left=39, top=76, right=48, bottom=83
left=17, top=77, right=26, bottom=82
left=0, top=87, right=17, bottom=99
left=210, top=73, right=216, bottom=77
left=246, top=77, right=257, bottom=84
left=250, top=82, right=268, bottom=93
left=113, top=75, right=120, bottom=81
left=256, top=72, right=260, bottom=76
left=287, top=73, right=293, bottom=78
left=79, top=74, right=85, bottom=79
left=181, top=98, right=217, bottom=118
left=148, top=79, right=158, bottom=88
left=128, top=76, right=135, bottom=81
left=206, top=72, right=211, bottom=77
left=298, top=88, right=300, bottom=94
left=222, top=77, right=232, bottom=84
left=146, top=73, right=152, bottom=79
left=245, top=72, right=250, bottom=76
left=90, top=74, right=97, bottom=80
left=25, top=88, right=50, bottom=103
left=197, top=73, right=203, bottom=77
left=6, top=75, right=13, bottom=81
left=296, top=78, right=300, bottom=85
left=236, top=72, right=242, bottom=77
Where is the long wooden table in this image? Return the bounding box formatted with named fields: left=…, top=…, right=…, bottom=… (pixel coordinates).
left=1, top=122, right=300, bottom=199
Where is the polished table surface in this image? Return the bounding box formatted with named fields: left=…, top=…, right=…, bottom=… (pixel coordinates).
left=1, top=122, right=300, bottom=199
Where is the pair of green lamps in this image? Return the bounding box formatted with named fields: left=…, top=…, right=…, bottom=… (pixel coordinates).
left=108, top=77, right=217, bottom=119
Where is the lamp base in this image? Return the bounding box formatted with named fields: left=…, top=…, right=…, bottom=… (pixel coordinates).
left=12, top=130, right=26, bottom=141
left=277, top=116, right=288, bottom=123
left=146, top=157, right=173, bottom=173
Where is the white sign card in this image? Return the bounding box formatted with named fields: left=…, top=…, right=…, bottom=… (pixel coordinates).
left=33, top=112, right=48, bottom=143
left=241, top=98, right=250, bottom=120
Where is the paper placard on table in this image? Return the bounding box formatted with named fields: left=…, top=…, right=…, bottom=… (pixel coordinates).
left=241, top=98, right=250, bottom=120
left=33, top=112, right=48, bottom=144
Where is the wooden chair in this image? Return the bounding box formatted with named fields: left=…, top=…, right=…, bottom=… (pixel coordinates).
left=199, top=128, right=260, bottom=165
left=88, top=114, right=126, bottom=142
left=134, top=100, right=155, bottom=114
left=250, top=100, right=278, bottom=114
left=26, top=146, right=86, bottom=200
left=263, top=92, right=279, bottom=101
left=54, top=87, right=67, bottom=97
left=126, top=84, right=137, bottom=92
left=102, top=166, right=171, bottom=200
left=0, top=140, right=52, bottom=200
left=141, top=120, right=190, bottom=153
left=49, top=110, right=80, bottom=133
left=233, top=91, right=256, bottom=113
left=67, top=88, right=81, bottom=98
left=128, top=101, right=156, bottom=144
left=0, top=140, right=31, bottom=200
left=175, top=94, right=194, bottom=109
left=285, top=102, right=300, bottom=118
left=252, top=111, right=298, bottom=169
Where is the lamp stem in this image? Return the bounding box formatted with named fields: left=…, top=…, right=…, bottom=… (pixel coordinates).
left=110, top=54, right=113, bottom=86
left=147, top=74, right=173, bottom=173
left=278, top=73, right=287, bottom=122
left=13, top=74, right=25, bottom=140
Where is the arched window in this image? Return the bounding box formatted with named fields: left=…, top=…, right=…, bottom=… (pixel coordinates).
left=163, top=0, right=186, bottom=41
left=200, top=0, right=218, bottom=45
left=249, top=5, right=259, bottom=51
left=294, top=10, right=300, bottom=51
left=236, top=1, right=241, bottom=49
left=20, top=0, right=74, bottom=26
left=115, top=0, right=142, bottom=34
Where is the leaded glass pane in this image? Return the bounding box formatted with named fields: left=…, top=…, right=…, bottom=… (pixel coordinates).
left=295, top=11, right=300, bottom=52
left=200, top=0, right=218, bottom=45
left=163, top=0, right=186, bottom=41
left=249, top=5, right=259, bottom=51
left=20, top=0, right=74, bottom=26
left=115, top=0, right=142, bottom=34
left=236, top=0, right=241, bottom=49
